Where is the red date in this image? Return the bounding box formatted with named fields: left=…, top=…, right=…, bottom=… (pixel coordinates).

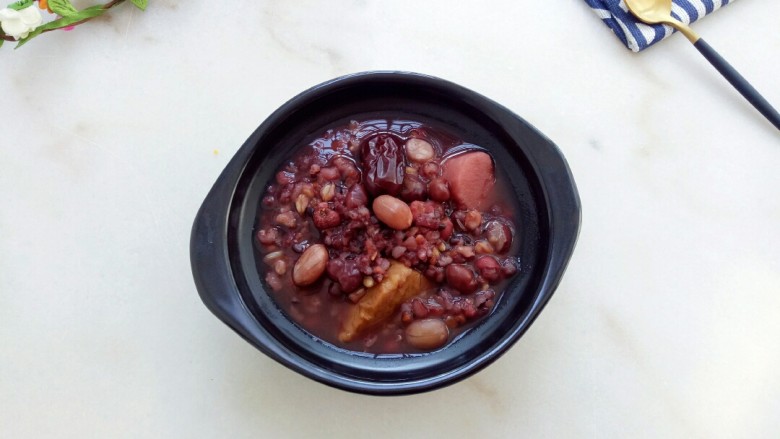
left=361, top=134, right=406, bottom=196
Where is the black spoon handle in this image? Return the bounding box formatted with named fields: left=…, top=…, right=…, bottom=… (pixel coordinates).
left=693, top=38, right=780, bottom=131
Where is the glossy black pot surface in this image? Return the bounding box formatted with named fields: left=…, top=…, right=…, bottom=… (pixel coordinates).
left=190, top=72, right=580, bottom=395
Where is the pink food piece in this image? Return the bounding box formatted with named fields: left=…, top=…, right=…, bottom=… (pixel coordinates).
left=442, top=151, right=495, bottom=210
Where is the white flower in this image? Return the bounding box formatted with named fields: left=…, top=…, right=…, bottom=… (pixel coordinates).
left=0, top=6, right=42, bottom=40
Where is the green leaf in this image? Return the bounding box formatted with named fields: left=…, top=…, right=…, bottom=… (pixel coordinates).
left=48, top=0, right=78, bottom=17
left=0, top=39, right=4, bottom=49
left=7, top=0, right=33, bottom=10
left=130, top=0, right=147, bottom=11
left=15, top=4, right=106, bottom=48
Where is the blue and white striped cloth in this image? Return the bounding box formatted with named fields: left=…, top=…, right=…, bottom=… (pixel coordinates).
left=585, top=0, right=733, bottom=52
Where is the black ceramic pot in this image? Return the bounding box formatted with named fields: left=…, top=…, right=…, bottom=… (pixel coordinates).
left=190, top=71, right=580, bottom=395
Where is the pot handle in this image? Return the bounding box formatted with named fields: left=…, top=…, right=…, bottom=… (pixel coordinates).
left=531, top=137, right=581, bottom=295
left=190, top=153, right=260, bottom=339
left=506, top=116, right=581, bottom=298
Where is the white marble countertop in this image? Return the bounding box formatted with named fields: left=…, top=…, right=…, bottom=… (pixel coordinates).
left=2, top=1, right=778, bottom=437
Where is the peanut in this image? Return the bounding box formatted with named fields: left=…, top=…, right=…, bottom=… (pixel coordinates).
left=405, top=319, right=449, bottom=350
left=295, top=194, right=309, bottom=215
left=372, top=195, right=413, bottom=230
left=292, top=244, right=328, bottom=286
left=321, top=183, right=336, bottom=201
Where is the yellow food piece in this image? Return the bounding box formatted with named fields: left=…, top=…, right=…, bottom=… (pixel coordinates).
left=339, top=261, right=434, bottom=342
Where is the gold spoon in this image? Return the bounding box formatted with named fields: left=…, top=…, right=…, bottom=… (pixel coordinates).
left=625, top=0, right=780, bottom=131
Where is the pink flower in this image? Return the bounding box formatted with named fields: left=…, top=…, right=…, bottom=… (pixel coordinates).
left=52, top=15, right=76, bottom=31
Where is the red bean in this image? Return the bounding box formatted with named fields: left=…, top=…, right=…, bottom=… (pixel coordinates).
left=411, top=299, right=429, bottom=318
left=319, top=167, right=340, bottom=181
left=424, top=265, right=445, bottom=283
left=485, top=220, right=512, bottom=253
left=462, top=298, right=477, bottom=318
left=440, top=218, right=454, bottom=240
left=474, top=255, right=501, bottom=282
left=326, top=256, right=362, bottom=293
left=501, top=258, right=519, bottom=277
left=262, top=195, right=276, bottom=208
left=426, top=299, right=444, bottom=316
left=428, top=178, right=450, bottom=202
left=377, top=258, right=390, bottom=271
left=276, top=171, right=296, bottom=185
left=445, top=264, right=477, bottom=294
left=345, top=184, right=368, bottom=208
left=256, top=228, right=278, bottom=245
left=332, top=156, right=359, bottom=181
left=436, top=255, right=453, bottom=267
